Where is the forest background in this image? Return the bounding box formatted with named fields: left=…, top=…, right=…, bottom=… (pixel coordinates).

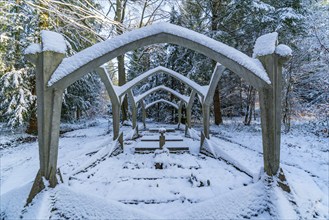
left=0, top=0, right=328, bottom=136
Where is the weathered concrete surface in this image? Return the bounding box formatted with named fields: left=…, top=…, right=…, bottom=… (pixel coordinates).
left=141, top=100, right=146, bottom=129
left=178, top=101, right=184, bottom=129
left=96, top=67, right=121, bottom=140
left=258, top=53, right=288, bottom=176
left=186, top=90, right=197, bottom=129
left=202, top=64, right=225, bottom=138
left=26, top=50, right=65, bottom=204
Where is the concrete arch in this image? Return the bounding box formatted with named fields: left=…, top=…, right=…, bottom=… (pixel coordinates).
left=134, top=86, right=189, bottom=129
left=117, top=66, right=206, bottom=99
left=48, top=23, right=270, bottom=91
left=25, top=27, right=292, bottom=204
left=145, top=99, right=179, bottom=110
left=127, top=65, right=226, bottom=133
left=135, top=85, right=189, bottom=104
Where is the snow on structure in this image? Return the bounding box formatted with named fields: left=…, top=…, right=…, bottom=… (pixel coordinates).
left=48, top=22, right=270, bottom=86
left=253, top=32, right=278, bottom=58
left=145, top=99, right=178, bottom=110
left=158, top=127, right=167, bottom=133
left=116, top=66, right=206, bottom=98
left=40, top=30, right=66, bottom=54
left=135, top=85, right=189, bottom=104
left=275, top=44, right=292, bottom=57
left=24, top=43, right=41, bottom=55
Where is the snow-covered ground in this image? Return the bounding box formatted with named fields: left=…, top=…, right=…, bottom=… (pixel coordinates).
left=0, top=118, right=328, bottom=219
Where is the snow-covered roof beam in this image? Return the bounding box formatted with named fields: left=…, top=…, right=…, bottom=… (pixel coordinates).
left=48, top=22, right=270, bottom=90
left=135, top=85, right=190, bottom=104
left=145, top=99, right=179, bottom=110
left=117, top=66, right=206, bottom=99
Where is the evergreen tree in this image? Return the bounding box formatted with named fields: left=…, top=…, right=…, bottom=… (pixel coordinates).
left=0, top=0, right=38, bottom=129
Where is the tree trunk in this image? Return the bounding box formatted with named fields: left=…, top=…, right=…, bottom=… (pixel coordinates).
left=244, top=86, right=255, bottom=125
left=115, top=0, right=128, bottom=121
left=211, top=0, right=223, bottom=125
left=213, top=84, right=223, bottom=124
left=282, top=64, right=292, bottom=132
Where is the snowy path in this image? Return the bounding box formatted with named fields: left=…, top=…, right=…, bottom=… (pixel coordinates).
left=1, top=119, right=328, bottom=219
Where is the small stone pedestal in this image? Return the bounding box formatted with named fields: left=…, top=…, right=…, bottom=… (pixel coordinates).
left=159, top=128, right=166, bottom=149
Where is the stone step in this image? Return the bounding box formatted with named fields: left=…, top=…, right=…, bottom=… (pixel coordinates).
left=134, top=147, right=189, bottom=154
left=141, top=138, right=184, bottom=142
left=148, top=128, right=176, bottom=132
left=118, top=198, right=198, bottom=205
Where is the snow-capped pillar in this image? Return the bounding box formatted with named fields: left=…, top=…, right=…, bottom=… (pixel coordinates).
left=186, top=90, right=197, bottom=129
left=25, top=31, right=67, bottom=204
left=254, top=33, right=292, bottom=176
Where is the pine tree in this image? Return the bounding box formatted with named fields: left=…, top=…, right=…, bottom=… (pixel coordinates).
left=0, top=0, right=106, bottom=130
left=0, top=0, right=38, bottom=129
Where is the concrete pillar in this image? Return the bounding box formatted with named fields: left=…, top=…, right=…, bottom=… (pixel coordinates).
left=258, top=54, right=284, bottom=176
left=141, top=100, right=146, bottom=129
left=112, top=104, right=121, bottom=140
left=202, top=104, right=210, bottom=139
left=96, top=67, right=121, bottom=140
left=177, top=101, right=183, bottom=129
left=26, top=51, right=65, bottom=203
left=127, top=90, right=137, bottom=130
left=200, top=64, right=225, bottom=141
left=186, top=90, right=196, bottom=129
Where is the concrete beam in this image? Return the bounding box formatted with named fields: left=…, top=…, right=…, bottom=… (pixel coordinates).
left=178, top=101, right=184, bottom=129
left=204, top=64, right=226, bottom=105
left=127, top=89, right=137, bottom=130
left=141, top=100, right=146, bottom=129
left=96, top=67, right=121, bottom=140
left=186, top=90, right=197, bottom=129
left=135, top=85, right=189, bottom=104
left=202, top=104, right=210, bottom=139
left=145, top=99, right=179, bottom=110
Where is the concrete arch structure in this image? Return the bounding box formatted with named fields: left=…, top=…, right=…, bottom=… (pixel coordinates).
left=97, top=64, right=224, bottom=139
left=130, top=85, right=189, bottom=129
left=25, top=23, right=291, bottom=204
left=47, top=23, right=270, bottom=91
left=116, top=66, right=207, bottom=100
left=135, top=85, right=189, bottom=104
left=145, top=99, right=179, bottom=110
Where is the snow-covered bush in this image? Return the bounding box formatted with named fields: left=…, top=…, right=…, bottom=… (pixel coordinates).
left=153, top=147, right=171, bottom=169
